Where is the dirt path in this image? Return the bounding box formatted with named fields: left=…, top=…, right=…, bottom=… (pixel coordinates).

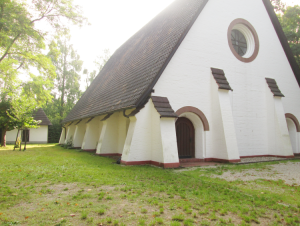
left=212, top=162, right=300, bottom=185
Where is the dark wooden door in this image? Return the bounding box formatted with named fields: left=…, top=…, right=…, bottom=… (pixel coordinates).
left=176, top=117, right=195, bottom=159
left=22, top=130, right=29, bottom=142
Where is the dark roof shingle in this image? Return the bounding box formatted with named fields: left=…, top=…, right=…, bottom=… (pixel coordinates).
left=211, top=68, right=233, bottom=91
left=62, top=0, right=208, bottom=123
left=266, top=78, right=285, bottom=97
left=33, top=108, right=52, bottom=126
left=151, top=96, right=178, bottom=118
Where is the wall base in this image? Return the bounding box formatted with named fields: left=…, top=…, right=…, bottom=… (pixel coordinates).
left=240, top=155, right=295, bottom=159
left=96, top=153, right=122, bottom=157
left=83, top=149, right=96, bottom=153
left=180, top=158, right=203, bottom=163
left=205, top=158, right=241, bottom=163
left=121, top=160, right=180, bottom=169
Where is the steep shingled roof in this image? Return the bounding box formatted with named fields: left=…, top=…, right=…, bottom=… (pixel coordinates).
left=33, top=108, right=52, bottom=126
left=62, top=0, right=208, bottom=124
left=63, top=0, right=300, bottom=124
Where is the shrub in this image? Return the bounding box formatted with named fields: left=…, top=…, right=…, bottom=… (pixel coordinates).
left=98, top=209, right=105, bottom=215
left=172, top=215, right=184, bottom=222
left=81, top=211, right=87, bottom=220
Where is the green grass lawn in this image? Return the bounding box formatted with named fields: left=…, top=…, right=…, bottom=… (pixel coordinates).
left=0, top=144, right=299, bottom=226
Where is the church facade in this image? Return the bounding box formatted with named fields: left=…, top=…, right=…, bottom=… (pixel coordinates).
left=59, top=0, right=300, bottom=168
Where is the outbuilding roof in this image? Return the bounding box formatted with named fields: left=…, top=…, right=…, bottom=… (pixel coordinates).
left=33, top=108, right=52, bottom=126
left=62, top=0, right=300, bottom=124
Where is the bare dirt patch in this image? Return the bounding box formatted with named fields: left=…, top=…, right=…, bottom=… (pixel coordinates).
left=212, top=162, right=300, bottom=185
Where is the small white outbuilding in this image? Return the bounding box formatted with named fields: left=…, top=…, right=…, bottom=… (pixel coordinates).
left=6, top=109, right=52, bottom=144
left=60, top=0, right=300, bottom=168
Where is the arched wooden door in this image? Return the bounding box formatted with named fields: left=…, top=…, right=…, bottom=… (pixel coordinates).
left=176, top=117, right=195, bottom=159
left=286, top=118, right=297, bottom=153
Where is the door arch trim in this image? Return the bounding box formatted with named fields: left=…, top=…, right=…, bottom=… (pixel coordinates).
left=176, top=106, right=209, bottom=131
left=285, top=113, right=300, bottom=132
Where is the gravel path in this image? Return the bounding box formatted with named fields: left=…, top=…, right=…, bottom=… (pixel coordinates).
left=240, top=156, right=294, bottom=163
left=213, top=162, right=300, bottom=185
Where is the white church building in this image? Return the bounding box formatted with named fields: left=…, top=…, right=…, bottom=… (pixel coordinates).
left=60, top=0, right=300, bottom=168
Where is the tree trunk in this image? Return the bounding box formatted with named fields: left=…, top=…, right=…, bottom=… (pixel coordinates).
left=19, top=131, right=22, bottom=151
left=14, top=129, right=20, bottom=151
left=24, top=130, right=27, bottom=151
left=1, top=128, right=7, bottom=147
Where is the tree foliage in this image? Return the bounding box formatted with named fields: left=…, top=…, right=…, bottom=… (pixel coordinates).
left=47, top=36, right=83, bottom=120
left=0, top=0, right=87, bottom=146
left=271, top=0, right=300, bottom=67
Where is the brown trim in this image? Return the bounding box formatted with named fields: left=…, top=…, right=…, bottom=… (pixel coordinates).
left=86, top=117, right=95, bottom=124
left=295, top=153, right=300, bottom=156
left=62, top=106, right=135, bottom=125
left=101, top=113, right=113, bottom=121
left=96, top=153, right=122, bottom=157
left=121, top=160, right=180, bottom=169
left=241, top=155, right=294, bottom=158
left=75, top=120, right=82, bottom=126
left=83, top=149, right=96, bottom=153
left=73, top=147, right=81, bottom=149
left=176, top=106, right=209, bottom=131
left=134, top=0, right=209, bottom=108
left=285, top=113, right=300, bottom=132
left=163, top=163, right=181, bottom=168
left=262, top=0, right=300, bottom=87
left=179, top=158, right=203, bottom=163
left=205, top=158, right=241, bottom=163
left=228, top=19, right=259, bottom=63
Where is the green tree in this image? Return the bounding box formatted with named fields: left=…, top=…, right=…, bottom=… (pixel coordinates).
left=0, top=101, right=15, bottom=146
left=271, top=0, right=300, bottom=67
left=0, top=0, right=86, bottom=77
left=47, top=36, right=83, bottom=120
left=0, top=0, right=87, bottom=146
left=8, top=95, right=41, bottom=150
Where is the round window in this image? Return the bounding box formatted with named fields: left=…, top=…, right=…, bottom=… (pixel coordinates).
left=231, top=29, right=247, bottom=57
left=228, top=19, right=259, bottom=63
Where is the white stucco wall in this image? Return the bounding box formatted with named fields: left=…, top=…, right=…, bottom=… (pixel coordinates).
left=153, top=0, right=300, bottom=158
left=59, top=128, right=66, bottom=144
left=122, top=102, right=153, bottom=162
left=65, top=124, right=76, bottom=145
left=122, top=100, right=179, bottom=165
left=29, top=126, right=48, bottom=143
left=6, top=129, right=20, bottom=144
left=73, top=119, right=89, bottom=148
left=82, top=116, right=102, bottom=150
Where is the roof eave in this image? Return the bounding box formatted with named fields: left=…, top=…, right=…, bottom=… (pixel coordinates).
left=61, top=105, right=136, bottom=125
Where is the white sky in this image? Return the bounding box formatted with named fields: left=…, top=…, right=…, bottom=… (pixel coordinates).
left=70, top=0, right=175, bottom=89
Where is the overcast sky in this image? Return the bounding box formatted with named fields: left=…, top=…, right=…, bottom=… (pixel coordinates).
left=32, top=0, right=296, bottom=90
